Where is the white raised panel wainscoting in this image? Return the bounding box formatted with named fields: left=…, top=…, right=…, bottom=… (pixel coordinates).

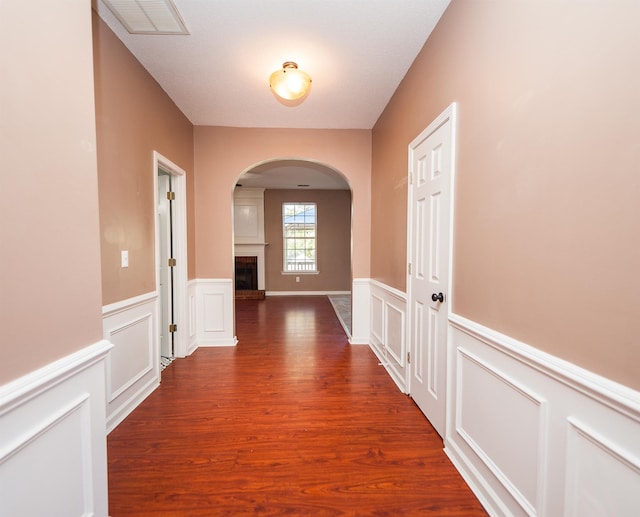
left=368, top=280, right=408, bottom=392
left=0, top=341, right=112, bottom=516
left=445, top=314, right=640, bottom=517
left=101, top=281, right=234, bottom=433
left=103, top=292, right=159, bottom=432
left=349, top=278, right=371, bottom=345
left=192, top=279, right=237, bottom=347
left=188, top=279, right=198, bottom=354
left=364, top=280, right=640, bottom=516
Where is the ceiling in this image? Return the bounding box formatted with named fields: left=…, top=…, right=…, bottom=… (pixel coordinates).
left=94, top=0, right=451, bottom=189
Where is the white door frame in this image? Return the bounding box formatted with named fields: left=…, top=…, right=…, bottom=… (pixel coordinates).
left=157, top=172, right=173, bottom=358
left=153, top=151, right=189, bottom=358
left=405, top=103, right=457, bottom=434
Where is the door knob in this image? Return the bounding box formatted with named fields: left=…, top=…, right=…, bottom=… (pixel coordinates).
left=431, top=292, right=444, bottom=303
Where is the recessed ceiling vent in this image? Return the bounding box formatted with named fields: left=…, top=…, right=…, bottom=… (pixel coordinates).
left=102, top=0, right=189, bottom=35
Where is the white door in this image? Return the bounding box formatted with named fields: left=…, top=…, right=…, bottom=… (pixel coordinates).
left=407, top=104, right=456, bottom=438
left=157, top=172, right=174, bottom=359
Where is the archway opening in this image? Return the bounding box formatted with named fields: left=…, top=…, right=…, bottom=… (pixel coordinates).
left=232, top=158, right=353, bottom=337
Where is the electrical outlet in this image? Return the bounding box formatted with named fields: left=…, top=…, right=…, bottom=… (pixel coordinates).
left=296, top=276, right=300, bottom=283
left=121, top=250, right=129, bottom=268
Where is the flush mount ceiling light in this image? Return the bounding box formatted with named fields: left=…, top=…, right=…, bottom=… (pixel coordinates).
left=269, top=62, right=312, bottom=102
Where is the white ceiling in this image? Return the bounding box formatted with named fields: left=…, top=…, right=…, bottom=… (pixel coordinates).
left=94, top=0, right=451, bottom=189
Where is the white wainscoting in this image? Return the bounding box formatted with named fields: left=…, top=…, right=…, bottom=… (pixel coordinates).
left=446, top=314, right=640, bottom=517
left=0, top=341, right=112, bottom=517
left=368, top=280, right=407, bottom=392
left=350, top=278, right=371, bottom=345
left=188, top=280, right=198, bottom=355
left=193, top=279, right=237, bottom=347
left=103, top=292, right=159, bottom=432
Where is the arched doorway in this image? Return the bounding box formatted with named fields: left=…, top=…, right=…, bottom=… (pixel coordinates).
left=232, top=159, right=353, bottom=337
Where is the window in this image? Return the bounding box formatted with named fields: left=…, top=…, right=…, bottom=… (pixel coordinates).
left=282, top=203, right=317, bottom=272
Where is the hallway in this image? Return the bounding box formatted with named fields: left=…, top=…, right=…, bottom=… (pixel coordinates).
left=107, top=296, right=486, bottom=516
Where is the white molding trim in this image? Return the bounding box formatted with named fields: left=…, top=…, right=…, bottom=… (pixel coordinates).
left=445, top=313, right=640, bottom=517
left=350, top=278, right=371, bottom=344
left=102, top=291, right=157, bottom=316
left=153, top=151, right=189, bottom=358
left=368, top=280, right=407, bottom=392
left=0, top=340, right=111, bottom=516
left=107, top=313, right=155, bottom=402
left=369, top=278, right=405, bottom=300
left=455, top=347, right=547, bottom=515
left=103, top=293, right=160, bottom=432
left=0, top=340, right=111, bottom=415
left=448, top=314, right=640, bottom=418
left=565, top=417, right=640, bottom=516
left=194, top=279, right=237, bottom=347
left=187, top=280, right=198, bottom=355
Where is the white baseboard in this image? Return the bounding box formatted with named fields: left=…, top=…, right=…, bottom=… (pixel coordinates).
left=0, top=341, right=112, bottom=516
left=197, top=337, right=239, bottom=347
left=446, top=314, right=640, bottom=517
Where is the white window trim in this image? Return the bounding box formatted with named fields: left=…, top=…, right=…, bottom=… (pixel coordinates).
left=282, top=202, right=318, bottom=274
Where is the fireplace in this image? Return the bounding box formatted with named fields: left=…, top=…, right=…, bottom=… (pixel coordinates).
left=235, top=256, right=257, bottom=290
left=235, top=256, right=265, bottom=299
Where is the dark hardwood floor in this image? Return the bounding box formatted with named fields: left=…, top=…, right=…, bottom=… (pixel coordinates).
left=107, top=296, right=487, bottom=516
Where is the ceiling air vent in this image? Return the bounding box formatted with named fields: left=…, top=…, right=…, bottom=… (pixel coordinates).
left=102, top=0, right=189, bottom=35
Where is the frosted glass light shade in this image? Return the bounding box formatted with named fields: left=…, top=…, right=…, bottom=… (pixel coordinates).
left=269, top=62, right=312, bottom=101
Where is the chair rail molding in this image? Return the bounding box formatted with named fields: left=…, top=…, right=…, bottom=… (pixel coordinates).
left=446, top=313, right=640, bottom=517
left=0, top=340, right=112, bottom=516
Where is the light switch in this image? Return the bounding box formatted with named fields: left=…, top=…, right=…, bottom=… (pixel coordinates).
left=121, top=250, right=129, bottom=268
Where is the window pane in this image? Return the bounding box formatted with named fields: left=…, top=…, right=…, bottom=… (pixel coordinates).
left=282, top=202, right=317, bottom=272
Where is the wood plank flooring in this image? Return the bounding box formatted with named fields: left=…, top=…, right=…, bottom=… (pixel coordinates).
left=107, top=296, right=487, bottom=516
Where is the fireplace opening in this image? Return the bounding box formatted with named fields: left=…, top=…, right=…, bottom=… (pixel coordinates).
left=235, top=256, right=258, bottom=290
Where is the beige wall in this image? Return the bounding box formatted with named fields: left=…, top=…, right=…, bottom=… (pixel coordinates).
left=264, top=190, right=351, bottom=292
left=93, top=14, right=195, bottom=305
left=194, top=127, right=371, bottom=280
left=371, top=0, right=640, bottom=389
left=0, top=0, right=103, bottom=384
